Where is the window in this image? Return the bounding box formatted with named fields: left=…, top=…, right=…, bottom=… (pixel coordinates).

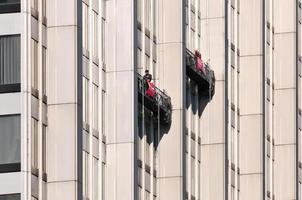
left=0, top=194, right=21, bottom=200
left=190, top=29, right=194, bottom=52
left=190, top=10, right=195, bottom=31
left=102, top=162, right=106, bottom=200
left=82, top=2, right=89, bottom=52
left=92, top=11, right=99, bottom=59
left=83, top=77, right=89, bottom=126
left=0, top=115, right=21, bottom=172
left=101, top=17, right=106, bottom=65
left=101, top=90, right=106, bottom=135
left=92, top=84, right=99, bottom=132
left=190, top=138, right=195, bottom=158
left=83, top=151, right=89, bottom=198
left=138, top=117, right=143, bottom=160
left=265, top=0, right=271, bottom=23
left=31, top=39, right=38, bottom=91
left=0, top=35, right=21, bottom=92
left=144, top=0, right=151, bottom=30
left=137, top=48, right=142, bottom=71
left=42, top=47, right=47, bottom=96
left=0, top=0, right=21, bottom=14
left=93, top=157, right=99, bottom=200
left=145, top=123, right=151, bottom=166
left=153, top=176, right=157, bottom=198
left=145, top=54, right=150, bottom=70
left=191, top=157, right=195, bottom=196
left=31, top=118, right=39, bottom=171
left=31, top=0, right=38, bottom=10
left=42, top=0, right=46, bottom=19
left=138, top=167, right=142, bottom=187
left=152, top=0, right=157, bottom=36
left=231, top=7, right=235, bottom=44
left=137, top=0, right=142, bottom=23
left=42, top=125, right=47, bottom=174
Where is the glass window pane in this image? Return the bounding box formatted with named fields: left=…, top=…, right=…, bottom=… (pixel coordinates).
left=0, top=35, right=21, bottom=85
left=31, top=118, right=38, bottom=169
left=42, top=125, right=47, bottom=173
left=42, top=47, right=47, bottom=95
left=0, top=115, right=21, bottom=165
left=31, top=39, right=38, bottom=90
left=93, top=158, right=99, bottom=200
left=0, top=0, right=21, bottom=14
left=0, top=194, right=21, bottom=200
left=93, top=84, right=99, bottom=132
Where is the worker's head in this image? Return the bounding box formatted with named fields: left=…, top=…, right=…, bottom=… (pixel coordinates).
left=145, top=69, right=149, bottom=74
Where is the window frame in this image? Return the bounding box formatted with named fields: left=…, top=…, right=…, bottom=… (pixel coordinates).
left=0, top=34, right=21, bottom=93
left=0, top=0, right=21, bottom=14
left=0, top=114, right=21, bottom=173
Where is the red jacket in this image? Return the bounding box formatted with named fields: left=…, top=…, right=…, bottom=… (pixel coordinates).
left=195, top=50, right=206, bottom=74
left=146, top=81, right=156, bottom=97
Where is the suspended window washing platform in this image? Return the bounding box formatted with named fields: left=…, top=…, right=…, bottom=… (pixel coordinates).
left=186, top=49, right=216, bottom=100
left=137, top=74, right=172, bottom=126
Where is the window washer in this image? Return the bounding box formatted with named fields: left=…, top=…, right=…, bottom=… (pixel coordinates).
left=195, top=50, right=206, bottom=74
left=143, top=69, right=156, bottom=98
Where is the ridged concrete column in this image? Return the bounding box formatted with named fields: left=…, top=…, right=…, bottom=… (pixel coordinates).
left=157, top=0, right=185, bottom=199
left=273, top=0, right=297, bottom=199
left=238, top=0, right=263, bottom=199
left=200, top=0, right=226, bottom=199
left=47, top=0, right=82, bottom=199
left=106, top=0, right=136, bottom=199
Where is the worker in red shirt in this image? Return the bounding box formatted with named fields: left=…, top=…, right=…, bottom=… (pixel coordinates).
left=195, top=50, right=206, bottom=74
left=143, top=70, right=156, bottom=98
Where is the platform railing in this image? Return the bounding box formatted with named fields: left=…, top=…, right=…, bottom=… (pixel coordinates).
left=186, top=49, right=215, bottom=100
left=137, top=73, right=172, bottom=126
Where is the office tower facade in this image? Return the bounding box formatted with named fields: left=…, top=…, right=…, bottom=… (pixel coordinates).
left=0, top=0, right=300, bottom=200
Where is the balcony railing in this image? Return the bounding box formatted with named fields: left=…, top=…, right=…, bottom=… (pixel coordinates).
left=137, top=74, right=172, bottom=126
left=186, top=49, right=215, bottom=100
left=0, top=1, right=21, bottom=14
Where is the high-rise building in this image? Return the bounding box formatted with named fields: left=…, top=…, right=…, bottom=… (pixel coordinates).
left=0, top=0, right=300, bottom=200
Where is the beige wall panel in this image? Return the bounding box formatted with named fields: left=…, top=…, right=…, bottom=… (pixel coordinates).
left=158, top=177, right=182, bottom=200
left=47, top=104, right=77, bottom=182
left=274, top=145, right=296, bottom=199
left=201, top=80, right=225, bottom=144
left=201, top=144, right=224, bottom=200
left=239, top=56, right=262, bottom=115
left=201, top=18, right=225, bottom=81
left=47, top=182, right=77, bottom=200
left=274, top=33, right=296, bottom=89
left=274, top=0, right=296, bottom=33
left=239, top=115, right=263, bottom=174
left=239, top=174, right=262, bottom=200
left=274, top=89, right=296, bottom=145
left=158, top=109, right=182, bottom=178
left=200, top=0, right=224, bottom=19
left=106, top=143, right=134, bottom=200
left=48, top=27, right=77, bottom=104
left=48, top=0, right=77, bottom=27
left=239, top=0, right=262, bottom=56
left=158, top=0, right=182, bottom=44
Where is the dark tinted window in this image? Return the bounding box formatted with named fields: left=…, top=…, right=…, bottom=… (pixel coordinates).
left=0, top=0, right=21, bottom=14
left=0, top=115, right=21, bottom=166
left=0, top=194, right=20, bottom=200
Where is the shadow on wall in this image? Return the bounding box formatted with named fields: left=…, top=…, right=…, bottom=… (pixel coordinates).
left=198, top=95, right=213, bottom=117
left=137, top=72, right=173, bottom=148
